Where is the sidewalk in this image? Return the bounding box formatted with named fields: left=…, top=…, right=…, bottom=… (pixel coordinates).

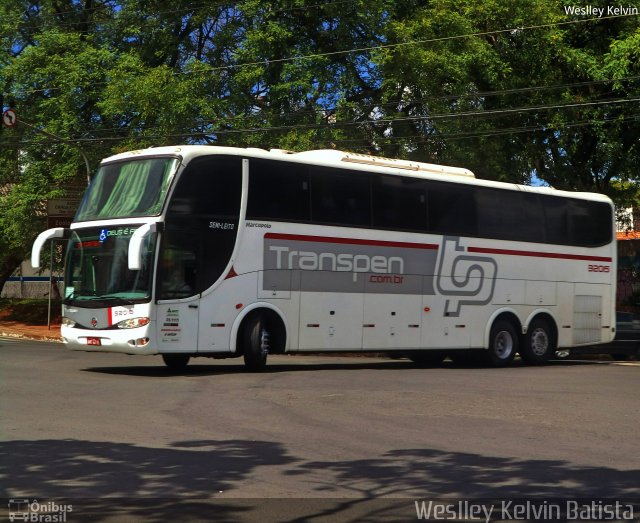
left=0, top=319, right=62, bottom=342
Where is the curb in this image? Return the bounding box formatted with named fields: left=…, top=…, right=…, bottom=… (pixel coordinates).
left=0, top=331, right=62, bottom=343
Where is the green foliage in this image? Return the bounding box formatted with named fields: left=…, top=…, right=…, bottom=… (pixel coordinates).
left=0, top=298, right=61, bottom=324
left=1, top=0, right=639, bottom=292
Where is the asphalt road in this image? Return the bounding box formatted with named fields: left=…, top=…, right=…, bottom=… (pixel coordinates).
left=1, top=337, right=639, bottom=522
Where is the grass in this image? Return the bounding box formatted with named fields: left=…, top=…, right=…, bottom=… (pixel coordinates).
left=0, top=298, right=62, bottom=325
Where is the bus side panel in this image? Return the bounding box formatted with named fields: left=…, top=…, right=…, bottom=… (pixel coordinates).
left=255, top=280, right=301, bottom=353
left=421, top=295, right=472, bottom=349
left=556, top=282, right=575, bottom=348
left=492, top=279, right=526, bottom=307
left=196, top=272, right=258, bottom=353
left=574, top=283, right=612, bottom=346
left=156, top=299, right=199, bottom=353
left=298, top=290, right=364, bottom=350
left=362, top=294, right=422, bottom=349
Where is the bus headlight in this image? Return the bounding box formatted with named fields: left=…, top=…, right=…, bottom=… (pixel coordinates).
left=116, top=317, right=150, bottom=329
left=61, top=317, right=76, bottom=327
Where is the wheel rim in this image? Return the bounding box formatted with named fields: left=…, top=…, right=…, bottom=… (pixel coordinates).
left=259, top=328, right=270, bottom=357
left=530, top=327, right=549, bottom=357
left=494, top=330, right=514, bottom=359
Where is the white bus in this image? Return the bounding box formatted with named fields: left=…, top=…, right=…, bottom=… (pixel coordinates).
left=31, top=146, right=616, bottom=370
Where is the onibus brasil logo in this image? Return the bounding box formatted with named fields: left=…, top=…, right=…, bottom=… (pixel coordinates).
left=8, top=499, right=72, bottom=522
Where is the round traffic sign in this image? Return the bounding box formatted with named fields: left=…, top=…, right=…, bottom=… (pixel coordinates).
left=2, top=109, right=17, bottom=128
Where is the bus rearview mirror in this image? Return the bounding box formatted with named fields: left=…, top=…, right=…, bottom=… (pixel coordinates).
left=128, top=222, right=159, bottom=270
left=31, top=228, right=66, bottom=269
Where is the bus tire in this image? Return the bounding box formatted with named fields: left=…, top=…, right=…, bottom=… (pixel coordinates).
left=521, top=318, right=555, bottom=365
left=242, top=314, right=270, bottom=372
left=162, top=353, right=190, bottom=371
left=406, top=350, right=446, bottom=367
left=485, top=320, right=517, bottom=367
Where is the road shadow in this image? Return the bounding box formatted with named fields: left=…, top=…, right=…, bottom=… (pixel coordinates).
left=287, top=447, right=640, bottom=498
left=81, top=357, right=599, bottom=377
left=1, top=439, right=638, bottom=522
left=1, top=438, right=296, bottom=522
left=81, top=359, right=416, bottom=377
left=280, top=448, right=640, bottom=522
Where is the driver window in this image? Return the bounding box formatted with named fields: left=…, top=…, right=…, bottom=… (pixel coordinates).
left=158, top=237, right=197, bottom=299
left=158, top=155, right=242, bottom=299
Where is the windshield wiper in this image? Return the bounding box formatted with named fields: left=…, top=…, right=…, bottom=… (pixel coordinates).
left=95, top=295, right=138, bottom=305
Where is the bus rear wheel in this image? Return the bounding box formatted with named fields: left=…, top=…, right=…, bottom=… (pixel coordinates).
left=520, top=318, right=555, bottom=365
left=242, top=314, right=270, bottom=372
left=162, top=353, right=190, bottom=371
left=485, top=320, right=517, bottom=367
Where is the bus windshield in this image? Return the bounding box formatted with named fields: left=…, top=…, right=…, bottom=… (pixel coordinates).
left=64, top=226, right=156, bottom=307
left=74, top=157, right=179, bottom=221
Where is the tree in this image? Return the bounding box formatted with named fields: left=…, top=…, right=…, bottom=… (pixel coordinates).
left=1, top=0, right=639, bottom=293
left=372, top=0, right=640, bottom=194
left=1, top=9, right=114, bottom=290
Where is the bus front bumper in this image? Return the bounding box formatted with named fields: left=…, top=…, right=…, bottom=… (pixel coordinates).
left=61, top=323, right=159, bottom=355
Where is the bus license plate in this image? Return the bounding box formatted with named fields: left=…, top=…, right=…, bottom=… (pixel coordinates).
left=87, top=337, right=101, bottom=346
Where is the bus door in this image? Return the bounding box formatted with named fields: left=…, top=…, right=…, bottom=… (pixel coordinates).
left=156, top=155, right=243, bottom=353
left=156, top=239, right=200, bottom=352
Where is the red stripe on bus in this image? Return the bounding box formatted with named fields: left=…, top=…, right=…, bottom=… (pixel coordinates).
left=264, top=232, right=611, bottom=261
left=468, top=246, right=612, bottom=262
left=264, top=232, right=439, bottom=250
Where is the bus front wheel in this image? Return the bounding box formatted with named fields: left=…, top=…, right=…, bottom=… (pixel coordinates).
left=485, top=320, right=517, bottom=367
left=162, top=353, right=190, bottom=371
left=242, top=314, right=270, bottom=372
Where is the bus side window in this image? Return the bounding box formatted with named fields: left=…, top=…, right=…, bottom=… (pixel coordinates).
left=247, top=160, right=310, bottom=222
left=568, top=200, right=612, bottom=247
left=428, top=182, right=477, bottom=237
left=543, top=196, right=568, bottom=245
left=372, top=175, right=428, bottom=232
left=309, top=167, right=371, bottom=227
left=475, top=189, right=545, bottom=243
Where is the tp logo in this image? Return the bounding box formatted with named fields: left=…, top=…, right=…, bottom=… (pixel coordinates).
left=435, top=237, right=497, bottom=317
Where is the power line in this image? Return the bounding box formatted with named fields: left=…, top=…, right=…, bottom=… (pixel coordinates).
left=6, top=87, right=634, bottom=142
left=183, top=12, right=640, bottom=73
left=3, top=104, right=638, bottom=150
left=51, top=95, right=640, bottom=139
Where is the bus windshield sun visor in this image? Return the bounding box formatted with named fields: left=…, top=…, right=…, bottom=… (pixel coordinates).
left=31, top=227, right=68, bottom=269
left=128, top=222, right=162, bottom=270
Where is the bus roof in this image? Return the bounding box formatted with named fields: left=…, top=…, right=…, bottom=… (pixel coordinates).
left=101, top=145, right=612, bottom=205
left=103, top=145, right=474, bottom=178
